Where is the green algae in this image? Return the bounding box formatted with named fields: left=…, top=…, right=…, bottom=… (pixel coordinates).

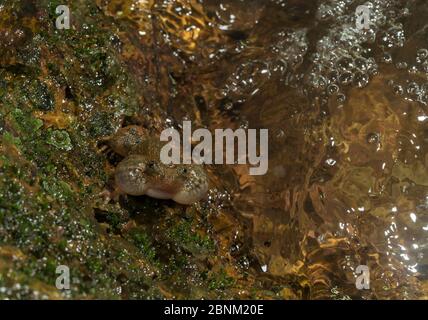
left=0, top=0, right=257, bottom=300
left=0, top=0, right=157, bottom=299
left=128, top=229, right=158, bottom=265
left=207, top=269, right=235, bottom=291
left=167, top=219, right=216, bottom=255
left=46, top=130, right=73, bottom=151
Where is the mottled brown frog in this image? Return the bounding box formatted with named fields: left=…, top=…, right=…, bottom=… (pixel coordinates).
left=107, top=125, right=209, bottom=205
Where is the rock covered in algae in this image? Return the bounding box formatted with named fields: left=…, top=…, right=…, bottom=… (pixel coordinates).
left=0, top=0, right=264, bottom=300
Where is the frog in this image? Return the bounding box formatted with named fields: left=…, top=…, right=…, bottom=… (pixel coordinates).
left=106, top=125, right=209, bottom=205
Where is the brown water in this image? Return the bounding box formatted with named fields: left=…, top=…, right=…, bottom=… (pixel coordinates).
left=101, top=0, right=428, bottom=299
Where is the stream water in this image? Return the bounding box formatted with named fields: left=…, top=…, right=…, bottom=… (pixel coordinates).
left=101, top=0, right=428, bottom=299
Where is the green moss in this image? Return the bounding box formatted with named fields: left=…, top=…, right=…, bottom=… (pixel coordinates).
left=0, top=0, right=244, bottom=300
left=24, top=80, right=54, bottom=111
left=46, top=129, right=73, bottom=151
left=165, top=254, right=188, bottom=274
left=2, top=132, right=22, bottom=149
left=11, top=108, right=44, bottom=135
left=208, top=270, right=235, bottom=291
left=41, top=177, right=73, bottom=202
left=167, top=219, right=216, bottom=255
left=129, top=229, right=158, bottom=264
left=89, top=112, right=116, bottom=138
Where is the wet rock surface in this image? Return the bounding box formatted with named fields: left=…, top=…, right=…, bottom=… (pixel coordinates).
left=0, top=0, right=427, bottom=299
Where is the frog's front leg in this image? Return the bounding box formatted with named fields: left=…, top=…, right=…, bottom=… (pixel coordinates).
left=98, top=186, right=123, bottom=206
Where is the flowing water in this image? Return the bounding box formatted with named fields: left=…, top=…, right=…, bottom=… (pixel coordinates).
left=101, top=0, right=428, bottom=299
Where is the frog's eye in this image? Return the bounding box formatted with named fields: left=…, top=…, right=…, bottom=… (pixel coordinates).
left=178, top=167, right=189, bottom=175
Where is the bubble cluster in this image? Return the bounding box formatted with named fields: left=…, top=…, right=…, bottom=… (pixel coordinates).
left=220, top=60, right=271, bottom=103
left=388, top=79, right=428, bottom=105
left=270, top=29, right=308, bottom=72
left=219, top=28, right=308, bottom=104
left=386, top=46, right=428, bottom=105
left=303, top=0, right=411, bottom=103
left=197, top=0, right=428, bottom=299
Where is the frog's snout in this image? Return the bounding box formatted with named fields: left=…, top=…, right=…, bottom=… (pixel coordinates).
left=113, top=152, right=209, bottom=204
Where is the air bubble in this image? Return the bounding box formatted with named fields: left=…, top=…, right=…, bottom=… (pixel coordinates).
left=339, top=72, right=353, bottom=85
left=407, top=82, right=420, bottom=100
left=367, top=133, right=380, bottom=144
left=393, top=85, right=404, bottom=95
left=327, top=70, right=339, bottom=82
left=327, top=84, right=339, bottom=95
left=382, top=52, right=393, bottom=64
left=416, top=49, right=428, bottom=63
left=336, top=56, right=354, bottom=71
left=311, top=75, right=328, bottom=90
left=354, top=57, right=368, bottom=71
left=353, top=71, right=369, bottom=88
left=336, top=93, right=346, bottom=104
left=408, top=66, right=418, bottom=74
left=396, top=62, right=408, bottom=69
left=421, top=61, right=428, bottom=73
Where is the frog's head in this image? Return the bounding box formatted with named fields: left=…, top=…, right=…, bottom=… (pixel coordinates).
left=115, top=155, right=208, bottom=205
